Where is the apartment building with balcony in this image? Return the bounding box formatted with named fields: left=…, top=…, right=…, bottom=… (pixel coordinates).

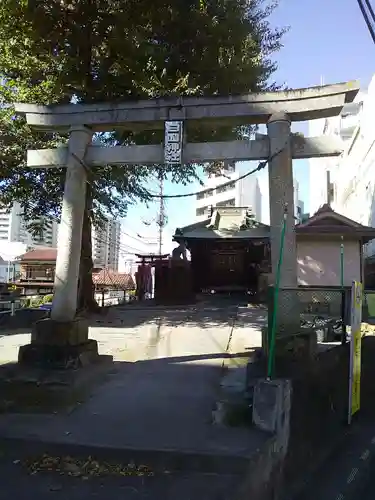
left=0, top=202, right=58, bottom=247
left=195, top=163, right=262, bottom=222
left=92, top=219, right=121, bottom=271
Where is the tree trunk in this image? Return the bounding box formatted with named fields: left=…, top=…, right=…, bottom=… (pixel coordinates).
left=77, top=186, right=100, bottom=314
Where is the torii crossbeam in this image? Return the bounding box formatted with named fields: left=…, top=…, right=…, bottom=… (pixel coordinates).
left=14, top=81, right=360, bottom=369
left=15, top=81, right=358, bottom=131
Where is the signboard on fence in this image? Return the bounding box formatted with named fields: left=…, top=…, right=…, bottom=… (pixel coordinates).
left=348, top=280, right=363, bottom=424
left=164, top=121, right=183, bottom=165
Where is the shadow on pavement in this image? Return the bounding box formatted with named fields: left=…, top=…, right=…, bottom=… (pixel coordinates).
left=87, top=303, right=267, bottom=330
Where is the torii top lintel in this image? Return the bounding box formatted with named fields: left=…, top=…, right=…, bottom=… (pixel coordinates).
left=14, top=81, right=360, bottom=132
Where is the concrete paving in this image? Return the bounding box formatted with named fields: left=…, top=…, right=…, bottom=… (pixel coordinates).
left=0, top=304, right=266, bottom=471
left=292, top=418, right=375, bottom=500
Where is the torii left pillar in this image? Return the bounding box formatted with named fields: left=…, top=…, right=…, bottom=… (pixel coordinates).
left=18, top=126, right=101, bottom=369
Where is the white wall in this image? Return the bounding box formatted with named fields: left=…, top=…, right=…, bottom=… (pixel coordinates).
left=297, top=239, right=360, bottom=286
left=308, top=91, right=366, bottom=216
left=331, top=75, right=375, bottom=258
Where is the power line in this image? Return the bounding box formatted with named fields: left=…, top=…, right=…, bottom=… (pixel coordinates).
left=366, top=0, right=375, bottom=21
left=7, top=141, right=287, bottom=258
left=357, top=0, right=375, bottom=44
left=120, top=228, right=159, bottom=245
left=157, top=174, right=166, bottom=255
left=146, top=146, right=285, bottom=199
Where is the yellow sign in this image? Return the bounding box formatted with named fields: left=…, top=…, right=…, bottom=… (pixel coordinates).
left=349, top=281, right=362, bottom=424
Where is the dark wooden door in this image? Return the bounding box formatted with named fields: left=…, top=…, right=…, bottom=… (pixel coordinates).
left=211, top=251, right=245, bottom=287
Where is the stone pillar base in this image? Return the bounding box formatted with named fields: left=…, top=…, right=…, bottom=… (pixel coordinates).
left=18, top=318, right=100, bottom=369
left=253, top=378, right=292, bottom=435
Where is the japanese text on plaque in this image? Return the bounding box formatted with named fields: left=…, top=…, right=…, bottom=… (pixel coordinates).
left=164, top=121, right=183, bottom=165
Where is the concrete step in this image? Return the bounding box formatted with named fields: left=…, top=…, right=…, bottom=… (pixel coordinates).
left=0, top=433, right=263, bottom=476
left=0, top=452, right=241, bottom=500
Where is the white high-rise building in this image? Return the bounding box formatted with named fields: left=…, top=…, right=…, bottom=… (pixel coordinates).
left=92, top=219, right=121, bottom=271
left=294, top=179, right=305, bottom=223
left=195, top=163, right=262, bottom=221
left=0, top=202, right=121, bottom=271
left=0, top=202, right=58, bottom=247
left=308, top=75, right=375, bottom=258
left=308, top=88, right=367, bottom=216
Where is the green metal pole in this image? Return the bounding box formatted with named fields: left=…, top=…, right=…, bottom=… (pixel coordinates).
left=267, top=210, right=288, bottom=379
left=340, top=236, right=344, bottom=288
left=340, top=236, right=346, bottom=344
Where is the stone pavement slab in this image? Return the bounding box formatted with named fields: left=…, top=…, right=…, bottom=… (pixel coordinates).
left=0, top=305, right=266, bottom=473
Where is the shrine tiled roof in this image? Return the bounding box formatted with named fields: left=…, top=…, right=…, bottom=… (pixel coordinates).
left=174, top=204, right=375, bottom=244
left=92, top=269, right=135, bottom=288
left=174, top=206, right=270, bottom=240
left=20, top=248, right=57, bottom=261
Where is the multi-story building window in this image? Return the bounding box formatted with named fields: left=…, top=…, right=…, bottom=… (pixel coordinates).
left=0, top=202, right=58, bottom=247
left=216, top=198, right=235, bottom=207
left=196, top=189, right=214, bottom=200
left=308, top=74, right=375, bottom=259
left=196, top=206, right=210, bottom=217
left=308, top=87, right=367, bottom=216
left=92, top=219, right=121, bottom=271
left=195, top=164, right=262, bottom=222
left=216, top=182, right=236, bottom=194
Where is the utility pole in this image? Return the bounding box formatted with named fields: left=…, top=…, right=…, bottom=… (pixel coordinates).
left=157, top=174, right=166, bottom=256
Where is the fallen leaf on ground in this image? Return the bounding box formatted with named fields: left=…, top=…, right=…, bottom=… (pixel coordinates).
left=23, top=454, right=155, bottom=479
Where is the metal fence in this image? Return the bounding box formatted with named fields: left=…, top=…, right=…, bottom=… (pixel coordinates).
left=267, top=286, right=375, bottom=343
left=94, top=288, right=135, bottom=307
left=363, top=289, right=375, bottom=322
left=267, top=286, right=349, bottom=343
left=0, top=288, right=136, bottom=318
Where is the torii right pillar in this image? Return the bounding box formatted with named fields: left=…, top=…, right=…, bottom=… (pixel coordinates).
left=267, top=112, right=297, bottom=288
left=266, top=112, right=301, bottom=342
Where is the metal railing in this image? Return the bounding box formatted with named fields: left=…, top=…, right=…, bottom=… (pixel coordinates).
left=0, top=288, right=136, bottom=318
left=95, top=288, right=136, bottom=307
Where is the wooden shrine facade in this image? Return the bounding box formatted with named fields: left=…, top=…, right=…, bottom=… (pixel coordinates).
left=173, top=207, right=271, bottom=294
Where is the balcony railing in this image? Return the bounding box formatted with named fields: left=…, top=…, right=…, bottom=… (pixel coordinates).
left=18, top=275, right=55, bottom=283
left=18, top=265, right=56, bottom=283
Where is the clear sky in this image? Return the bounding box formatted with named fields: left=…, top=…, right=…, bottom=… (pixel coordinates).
left=123, top=0, right=374, bottom=253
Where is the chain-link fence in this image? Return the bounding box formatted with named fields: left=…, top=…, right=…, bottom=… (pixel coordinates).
left=267, top=286, right=349, bottom=343
left=363, top=290, right=375, bottom=322
left=267, top=286, right=375, bottom=343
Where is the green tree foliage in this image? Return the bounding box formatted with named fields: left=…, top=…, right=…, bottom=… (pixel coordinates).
left=0, top=0, right=285, bottom=311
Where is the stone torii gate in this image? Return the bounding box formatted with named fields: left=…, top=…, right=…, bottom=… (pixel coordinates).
left=14, top=81, right=359, bottom=368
